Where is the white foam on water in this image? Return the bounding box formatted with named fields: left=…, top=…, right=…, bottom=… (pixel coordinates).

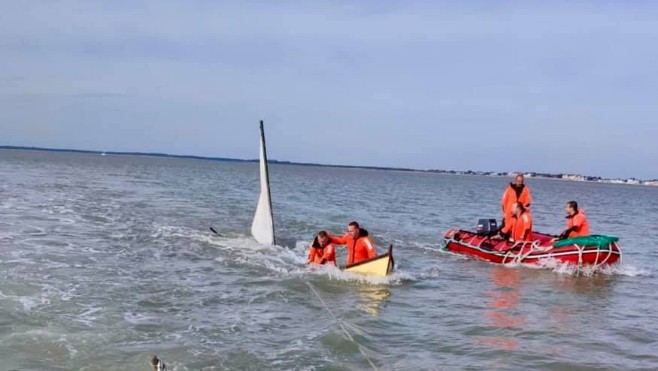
left=149, top=225, right=420, bottom=287
left=9, top=329, right=80, bottom=359
left=195, top=231, right=414, bottom=285
left=611, top=264, right=652, bottom=277
left=123, top=311, right=159, bottom=325
left=41, top=282, right=77, bottom=303
left=0, top=231, right=15, bottom=241
left=74, top=305, right=104, bottom=327
left=419, top=267, right=442, bottom=279
left=2, top=258, right=38, bottom=265
left=520, top=258, right=652, bottom=277
left=18, top=295, right=50, bottom=312
left=303, top=264, right=414, bottom=286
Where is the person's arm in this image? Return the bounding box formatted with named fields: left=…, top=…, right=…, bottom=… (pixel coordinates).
left=524, top=188, right=532, bottom=208
left=559, top=215, right=584, bottom=240
left=329, top=234, right=347, bottom=245
left=572, top=214, right=585, bottom=231
left=558, top=227, right=576, bottom=240
left=364, top=238, right=377, bottom=258
left=501, top=189, right=509, bottom=214
left=520, top=215, right=532, bottom=241
left=307, top=246, right=316, bottom=264
left=321, top=245, right=335, bottom=265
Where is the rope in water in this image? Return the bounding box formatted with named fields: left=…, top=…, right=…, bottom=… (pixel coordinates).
left=306, top=281, right=380, bottom=371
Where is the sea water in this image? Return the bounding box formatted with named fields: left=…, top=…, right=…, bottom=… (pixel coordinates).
left=0, top=149, right=656, bottom=370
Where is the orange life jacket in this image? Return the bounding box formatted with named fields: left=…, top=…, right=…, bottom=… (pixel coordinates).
left=329, top=229, right=377, bottom=265
left=511, top=211, right=533, bottom=242
left=307, top=236, right=336, bottom=265
left=501, top=183, right=532, bottom=233
left=565, top=210, right=590, bottom=238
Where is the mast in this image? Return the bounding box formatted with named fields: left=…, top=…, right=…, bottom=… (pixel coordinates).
left=251, top=120, right=276, bottom=245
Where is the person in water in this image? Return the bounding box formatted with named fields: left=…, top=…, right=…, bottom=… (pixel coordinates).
left=557, top=201, right=591, bottom=240
left=509, top=202, right=533, bottom=243
left=307, top=230, right=336, bottom=265
left=329, top=221, right=377, bottom=265
left=501, top=174, right=532, bottom=235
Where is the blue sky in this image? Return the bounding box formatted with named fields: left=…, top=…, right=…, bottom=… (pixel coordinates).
left=1, top=1, right=657, bottom=179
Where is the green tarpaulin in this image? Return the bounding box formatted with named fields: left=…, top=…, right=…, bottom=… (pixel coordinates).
left=554, top=235, right=619, bottom=249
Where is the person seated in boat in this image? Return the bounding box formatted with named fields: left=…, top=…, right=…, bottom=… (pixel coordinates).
left=507, top=202, right=533, bottom=243
left=500, top=174, right=532, bottom=236
left=307, top=231, right=336, bottom=266
left=557, top=201, right=591, bottom=240
left=329, top=221, right=377, bottom=265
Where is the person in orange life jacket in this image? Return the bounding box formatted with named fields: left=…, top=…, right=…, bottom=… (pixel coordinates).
left=507, top=202, right=533, bottom=243
left=500, top=174, right=532, bottom=235
left=557, top=201, right=591, bottom=240
left=307, top=231, right=336, bottom=265
left=329, top=221, right=377, bottom=265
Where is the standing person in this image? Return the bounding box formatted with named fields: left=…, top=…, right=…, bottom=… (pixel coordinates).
left=510, top=202, right=533, bottom=243
left=307, top=231, right=336, bottom=265
left=501, top=174, right=532, bottom=235
left=558, top=201, right=591, bottom=240
left=329, top=221, right=377, bottom=265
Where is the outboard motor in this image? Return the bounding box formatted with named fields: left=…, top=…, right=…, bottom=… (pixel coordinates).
left=476, top=219, right=498, bottom=236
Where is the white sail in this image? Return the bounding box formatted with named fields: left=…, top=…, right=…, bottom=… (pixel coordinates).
left=251, top=121, right=276, bottom=245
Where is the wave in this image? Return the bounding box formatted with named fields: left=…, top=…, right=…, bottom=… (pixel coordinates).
left=514, top=258, right=652, bottom=277
left=151, top=225, right=415, bottom=285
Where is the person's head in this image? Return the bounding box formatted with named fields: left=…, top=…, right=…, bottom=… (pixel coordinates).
left=514, top=174, right=524, bottom=186
left=316, top=230, right=329, bottom=247
left=512, top=202, right=525, bottom=216
left=565, top=201, right=578, bottom=216
left=347, top=221, right=360, bottom=239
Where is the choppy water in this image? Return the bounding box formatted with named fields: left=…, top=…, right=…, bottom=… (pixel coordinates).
left=0, top=149, right=656, bottom=370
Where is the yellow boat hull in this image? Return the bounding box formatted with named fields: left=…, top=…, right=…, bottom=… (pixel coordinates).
left=342, top=245, right=394, bottom=277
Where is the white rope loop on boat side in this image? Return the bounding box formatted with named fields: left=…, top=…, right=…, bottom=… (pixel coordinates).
left=306, top=281, right=380, bottom=371
left=454, top=234, right=621, bottom=270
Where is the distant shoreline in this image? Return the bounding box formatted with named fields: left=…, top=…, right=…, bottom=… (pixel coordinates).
left=2, top=145, right=656, bottom=187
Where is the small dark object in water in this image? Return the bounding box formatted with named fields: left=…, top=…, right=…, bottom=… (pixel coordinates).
left=150, top=355, right=166, bottom=371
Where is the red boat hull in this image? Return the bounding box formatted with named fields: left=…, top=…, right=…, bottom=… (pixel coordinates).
left=443, top=229, right=621, bottom=267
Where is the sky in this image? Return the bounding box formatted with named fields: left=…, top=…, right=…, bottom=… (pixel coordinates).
left=0, top=0, right=657, bottom=179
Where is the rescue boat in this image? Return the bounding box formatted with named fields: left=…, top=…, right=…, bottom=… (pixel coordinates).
left=442, top=229, right=621, bottom=267
left=342, top=245, right=395, bottom=277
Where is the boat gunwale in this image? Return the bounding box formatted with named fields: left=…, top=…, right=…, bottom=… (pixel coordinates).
left=341, top=244, right=394, bottom=272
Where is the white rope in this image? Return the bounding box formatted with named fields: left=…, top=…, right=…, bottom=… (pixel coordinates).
left=592, top=242, right=614, bottom=269
left=450, top=235, right=621, bottom=268
left=512, top=240, right=540, bottom=265
left=306, top=281, right=380, bottom=371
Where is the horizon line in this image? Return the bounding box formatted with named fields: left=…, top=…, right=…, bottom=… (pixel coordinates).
left=1, top=145, right=656, bottom=182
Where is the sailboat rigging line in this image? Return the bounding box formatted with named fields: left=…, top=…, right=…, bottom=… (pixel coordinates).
left=305, top=281, right=380, bottom=371
left=260, top=120, right=276, bottom=245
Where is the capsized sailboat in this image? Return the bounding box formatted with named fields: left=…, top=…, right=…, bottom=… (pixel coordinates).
left=251, top=120, right=276, bottom=246
left=342, top=245, right=395, bottom=277
left=247, top=121, right=395, bottom=277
